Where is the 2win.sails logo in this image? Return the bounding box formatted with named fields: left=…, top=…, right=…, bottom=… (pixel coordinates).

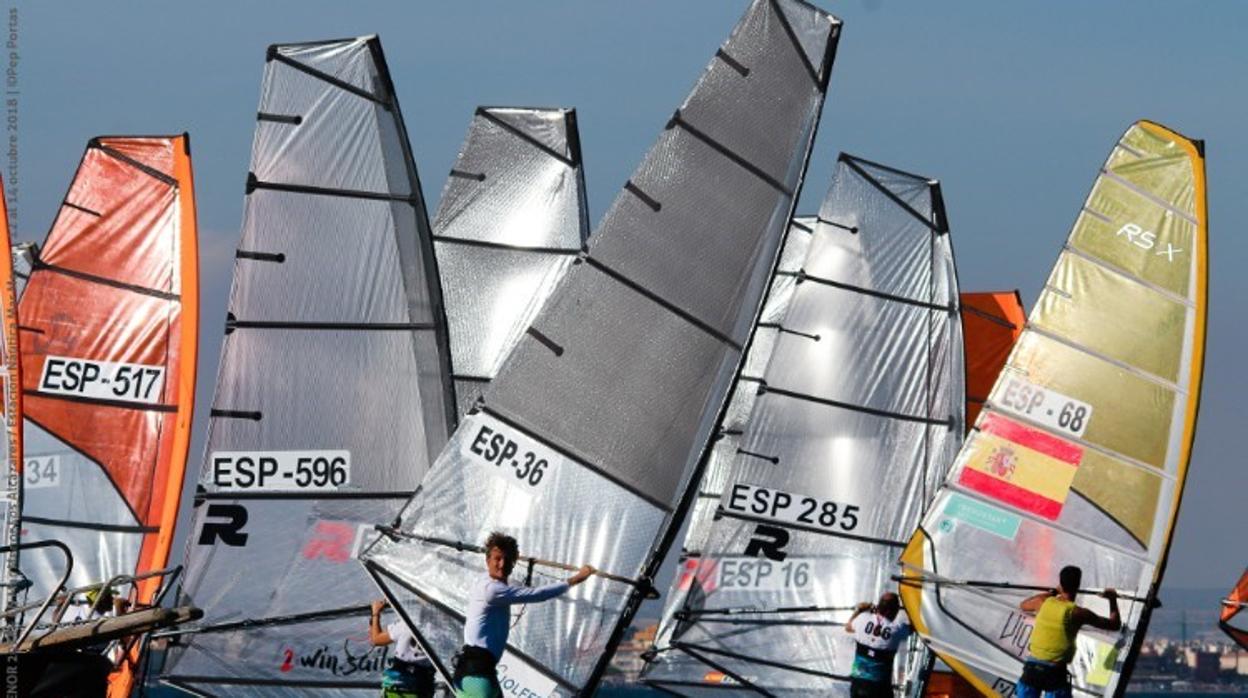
left=278, top=637, right=388, bottom=678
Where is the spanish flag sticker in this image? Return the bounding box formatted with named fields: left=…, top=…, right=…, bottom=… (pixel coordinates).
left=958, top=413, right=1083, bottom=520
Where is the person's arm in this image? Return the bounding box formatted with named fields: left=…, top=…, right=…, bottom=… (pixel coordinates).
left=488, top=565, right=597, bottom=607
left=369, top=600, right=392, bottom=646
left=845, top=602, right=872, bottom=633
left=1073, top=589, right=1122, bottom=632
left=1019, top=590, right=1055, bottom=614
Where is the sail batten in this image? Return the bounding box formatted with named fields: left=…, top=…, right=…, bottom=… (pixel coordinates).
left=363, top=3, right=840, bottom=695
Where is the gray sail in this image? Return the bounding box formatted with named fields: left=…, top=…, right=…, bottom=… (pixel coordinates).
left=433, top=107, right=589, bottom=417
left=162, top=36, right=453, bottom=697
left=11, top=243, right=34, bottom=299
left=642, top=154, right=964, bottom=696
left=362, top=2, right=840, bottom=696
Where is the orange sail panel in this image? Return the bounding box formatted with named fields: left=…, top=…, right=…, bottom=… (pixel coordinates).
left=961, top=291, right=1025, bottom=429
left=1222, top=570, right=1248, bottom=650
left=17, top=136, right=197, bottom=693
left=0, top=176, right=23, bottom=621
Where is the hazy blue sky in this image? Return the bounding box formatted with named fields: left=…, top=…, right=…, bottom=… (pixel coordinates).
left=8, top=1, right=1245, bottom=600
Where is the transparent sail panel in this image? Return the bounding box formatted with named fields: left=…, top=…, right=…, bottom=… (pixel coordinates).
left=163, top=37, right=451, bottom=696
left=364, top=2, right=840, bottom=695
left=899, top=121, right=1208, bottom=698
left=644, top=154, right=963, bottom=695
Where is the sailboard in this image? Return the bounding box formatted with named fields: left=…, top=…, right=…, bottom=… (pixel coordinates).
left=362, top=2, right=841, bottom=695
left=1221, top=570, right=1248, bottom=650
left=961, top=292, right=1025, bottom=429
left=162, top=36, right=453, bottom=696
left=898, top=120, right=1208, bottom=698
left=642, top=153, right=964, bottom=696
left=17, top=134, right=198, bottom=697
left=0, top=177, right=22, bottom=634
left=433, top=107, right=589, bottom=418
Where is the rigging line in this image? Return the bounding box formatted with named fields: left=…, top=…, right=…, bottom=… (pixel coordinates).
left=431, top=234, right=579, bottom=256
left=677, top=641, right=853, bottom=683
left=891, top=574, right=1155, bottom=606
left=962, top=303, right=1018, bottom=331
left=815, top=215, right=857, bottom=233
left=758, top=383, right=954, bottom=428
left=672, top=642, right=775, bottom=698
left=477, top=404, right=674, bottom=513
left=245, top=173, right=416, bottom=204
left=476, top=107, right=577, bottom=168
left=776, top=269, right=954, bottom=313
left=374, top=525, right=658, bottom=598
left=789, top=218, right=814, bottom=233
left=30, top=258, right=179, bottom=302
left=668, top=111, right=792, bottom=196
left=756, top=322, right=819, bottom=341
left=678, top=604, right=856, bottom=618
left=267, top=50, right=387, bottom=107
left=717, top=507, right=906, bottom=548
left=88, top=140, right=178, bottom=186
left=21, top=516, right=157, bottom=534
left=840, top=155, right=947, bottom=234
left=714, top=48, right=750, bottom=77
left=225, top=319, right=435, bottom=332
left=23, top=389, right=178, bottom=414
left=583, top=255, right=743, bottom=350
left=153, top=604, right=369, bottom=638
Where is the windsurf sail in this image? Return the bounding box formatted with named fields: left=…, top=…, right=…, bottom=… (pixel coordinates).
left=1221, top=570, right=1248, bottom=650
left=898, top=120, right=1208, bottom=698
left=433, top=107, right=589, bottom=417
left=642, top=153, right=963, bottom=696
left=12, top=243, right=35, bottom=299
left=162, top=36, right=452, bottom=696
left=362, top=2, right=841, bottom=695
left=17, top=134, right=198, bottom=696
left=0, top=177, right=22, bottom=634
left=961, top=292, right=1025, bottom=429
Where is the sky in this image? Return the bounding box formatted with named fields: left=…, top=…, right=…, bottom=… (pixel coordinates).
left=6, top=0, right=1246, bottom=607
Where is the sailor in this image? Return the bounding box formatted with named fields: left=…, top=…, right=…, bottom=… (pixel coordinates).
left=370, top=599, right=436, bottom=698
left=453, top=531, right=595, bottom=698
left=845, top=591, right=913, bottom=698
left=1015, top=566, right=1121, bottom=698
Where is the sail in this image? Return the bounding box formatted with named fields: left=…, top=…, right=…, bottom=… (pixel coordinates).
left=433, top=107, right=589, bottom=417
left=1221, top=570, right=1248, bottom=650
left=961, top=292, right=1025, bottom=429
left=899, top=121, right=1208, bottom=698
left=162, top=37, right=452, bottom=696
left=17, top=135, right=198, bottom=695
left=642, top=153, right=963, bottom=695
left=362, top=2, right=840, bottom=695
left=0, top=178, right=22, bottom=631
left=680, top=217, right=815, bottom=559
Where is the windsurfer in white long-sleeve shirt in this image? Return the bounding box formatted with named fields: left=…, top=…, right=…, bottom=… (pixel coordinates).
left=452, top=531, right=595, bottom=698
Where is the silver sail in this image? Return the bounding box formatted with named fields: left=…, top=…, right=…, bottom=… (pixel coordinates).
left=362, top=2, right=840, bottom=696
left=433, top=107, right=589, bottom=417
left=163, top=36, right=453, bottom=696
left=642, top=154, right=964, bottom=696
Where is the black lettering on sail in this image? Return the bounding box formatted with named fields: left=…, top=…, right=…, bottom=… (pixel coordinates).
left=744, top=524, right=790, bottom=562
left=197, top=504, right=249, bottom=546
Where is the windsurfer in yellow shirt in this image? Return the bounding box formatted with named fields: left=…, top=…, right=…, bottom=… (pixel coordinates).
left=1015, top=566, right=1121, bottom=698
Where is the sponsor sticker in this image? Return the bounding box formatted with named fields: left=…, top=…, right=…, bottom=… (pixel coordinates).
left=24, top=455, right=60, bottom=490
left=39, top=355, right=166, bottom=405
left=720, top=483, right=860, bottom=533
left=941, top=493, right=1021, bottom=541
left=460, top=414, right=560, bottom=489
left=995, top=375, right=1092, bottom=438
left=1084, top=640, right=1120, bottom=687
left=497, top=651, right=557, bottom=698
left=210, top=451, right=350, bottom=491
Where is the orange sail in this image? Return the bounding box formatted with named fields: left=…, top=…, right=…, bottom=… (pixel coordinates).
left=17, top=135, right=197, bottom=696
left=960, top=291, right=1025, bottom=429
left=1222, top=570, right=1248, bottom=650
left=0, top=175, right=23, bottom=623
